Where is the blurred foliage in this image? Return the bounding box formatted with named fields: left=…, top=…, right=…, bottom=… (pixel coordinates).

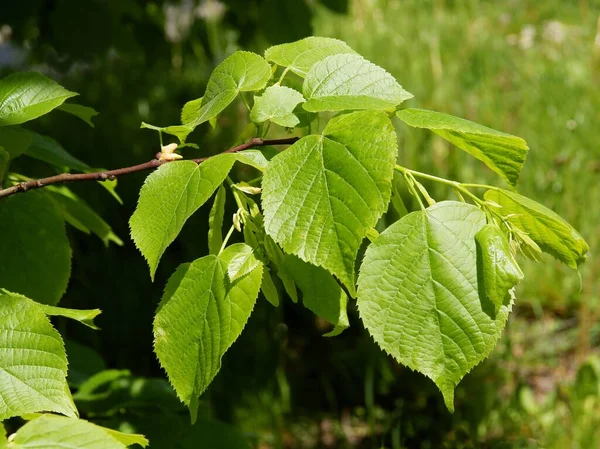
left=1, top=0, right=598, bottom=447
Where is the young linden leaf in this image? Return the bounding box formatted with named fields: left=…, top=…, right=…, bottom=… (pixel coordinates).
left=153, top=244, right=263, bottom=421
left=57, top=103, right=99, bottom=127
left=357, top=201, right=512, bottom=412
left=284, top=255, right=349, bottom=336
left=7, top=415, right=147, bottom=448
left=235, top=150, right=271, bottom=172
left=265, top=36, right=355, bottom=77
left=396, top=109, right=529, bottom=187
left=227, top=244, right=261, bottom=282
left=0, top=290, right=77, bottom=420
left=262, top=110, right=397, bottom=294
left=250, top=85, right=305, bottom=128
left=263, top=235, right=298, bottom=303
left=46, top=186, right=123, bottom=246
left=181, top=97, right=203, bottom=125
left=475, top=224, right=524, bottom=314
left=40, top=304, right=102, bottom=330
left=208, top=184, right=227, bottom=255
left=484, top=189, right=589, bottom=268
left=26, top=131, right=90, bottom=172
left=130, top=155, right=235, bottom=280
left=184, top=51, right=272, bottom=130
left=140, top=122, right=193, bottom=145
left=0, top=192, right=71, bottom=305
left=0, top=72, right=77, bottom=126
left=0, top=126, right=33, bottom=159
left=303, top=53, right=413, bottom=112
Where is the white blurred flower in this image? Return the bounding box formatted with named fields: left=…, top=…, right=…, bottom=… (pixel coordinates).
left=164, top=0, right=196, bottom=43
left=519, top=24, right=536, bottom=50
left=197, top=0, right=226, bottom=21
left=543, top=20, right=566, bottom=44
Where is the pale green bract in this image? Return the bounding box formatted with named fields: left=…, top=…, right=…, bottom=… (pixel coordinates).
left=153, top=244, right=263, bottom=421
left=0, top=72, right=77, bottom=126
left=250, top=85, right=305, bottom=128
left=7, top=415, right=148, bottom=448
left=0, top=192, right=71, bottom=305
left=265, top=36, right=355, bottom=77
left=284, top=255, right=349, bottom=336
left=262, top=110, right=397, bottom=294
left=130, top=155, right=235, bottom=280
left=357, top=202, right=512, bottom=412
left=0, top=290, right=77, bottom=420
left=396, top=108, right=529, bottom=187
left=303, top=53, right=413, bottom=112
left=485, top=189, right=589, bottom=268
left=475, top=224, right=524, bottom=314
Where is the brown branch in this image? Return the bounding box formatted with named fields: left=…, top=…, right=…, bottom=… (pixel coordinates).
left=0, top=137, right=299, bottom=200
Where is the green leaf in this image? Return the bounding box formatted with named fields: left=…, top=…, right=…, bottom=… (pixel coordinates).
left=227, top=244, right=261, bottom=282
left=181, top=97, right=202, bottom=125
left=0, top=147, right=8, bottom=184
left=262, top=110, right=397, bottom=293
left=184, top=51, right=272, bottom=130
left=263, top=235, right=298, bottom=303
left=250, top=85, right=305, bottom=127
left=0, top=72, right=77, bottom=126
left=154, top=244, right=263, bottom=421
left=265, top=37, right=355, bottom=77
left=64, top=340, right=106, bottom=387
left=0, top=423, right=6, bottom=449
left=390, top=171, right=409, bottom=219
left=0, top=126, right=32, bottom=159
left=130, top=155, right=235, bottom=279
left=0, top=192, right=71, bottom=305
left=208, top=184, right=226, bottom=255
left=57, top=103, right=99, bottom=127
left=235, top=149, right=270, bottom=171
left=475, top=224, right=524, bottom=314
left=0, top=290, right=77, bottom=419
left=8, top=415, right=147, bottom=448
left=46, top=186, right=123, bottom=246
left=396, top=109, right=529, bottom=187
left=26, top=131, right=90, bottom=172
left=357, top=201, right=512, bottom=411
left=260, top=267, right=280, bottom=307
left=284, top=255, right=349, bottom=336
left=140, top=122, right=193, bottom=145
left=40, top=304, right=102, bottom=330
left=303, top=54, right=413, bottom=112
left=484, top=189, right=589, bottom=268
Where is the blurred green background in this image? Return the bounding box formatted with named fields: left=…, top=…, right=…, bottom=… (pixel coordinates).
left=1, top=0, right=599, bottom=447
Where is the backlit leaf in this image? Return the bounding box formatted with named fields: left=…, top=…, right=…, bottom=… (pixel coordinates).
left=303, top=53, right=413, bottom=112
left=0, top=72, right=77, bottom=126
left=265, top=37, right=355, bottom=77
left=0, top=290, right=77, bottom=419
left=262, top=110, right=397, bottom=293
left=40, top=304, right=102, bottom=330
left=484, top=189, right=589, bottom=268
left=357, top=201, right=512, bottom=411
left=154, top=244, right=263, bottom=421
left=130, top=155, right=235, bottom=279
left=396, top=108, right=529, bottom=186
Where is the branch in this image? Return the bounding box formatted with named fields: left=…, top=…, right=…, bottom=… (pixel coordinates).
left=0, top=137, right=299, bottom=200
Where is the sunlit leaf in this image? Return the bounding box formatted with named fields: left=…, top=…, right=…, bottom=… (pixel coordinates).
left=0, top=72, right=77, bottom=126
left=357, top=201, right=512, bottom=411
left=40, top=304, right=102, bottom=330
left=396, top=109, right=529, bottom=186
left=250, top=85, right=305, bottom=127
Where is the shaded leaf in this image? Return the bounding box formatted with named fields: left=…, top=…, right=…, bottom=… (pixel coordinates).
left=260, top=267, right=280, bottom=307
left=303, top=53, right=413, bottom=112
left=57, top=103, right=99, bottom=127
left=357, top=201, right=512, bottom=411
left=396, top=108, right=529, bottom=186
left=0, top=72, right=77, bottom=126
left=262, top=111, right=397, bottom=293
left=475, top=224, right=523, bottom=314
left=0, top=126, right=32, bottom=159
left=265, top=36, right=355, bottom=77
left=26, top=131, right=89, bottom=172
left=130, top=155, right=235, bottom=279
left=0, top=192, right=71, bottom=305
left=284, top=255, right=349, bottom=336
left=208, top=184, right=226, bottom=255
left=154, top=244, right=263, bottom=421
left=250, top=85, right=305, bottom=128
left=485, top=189, right=589, bottom=268
left=0, top=290, right=77, bottom=419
